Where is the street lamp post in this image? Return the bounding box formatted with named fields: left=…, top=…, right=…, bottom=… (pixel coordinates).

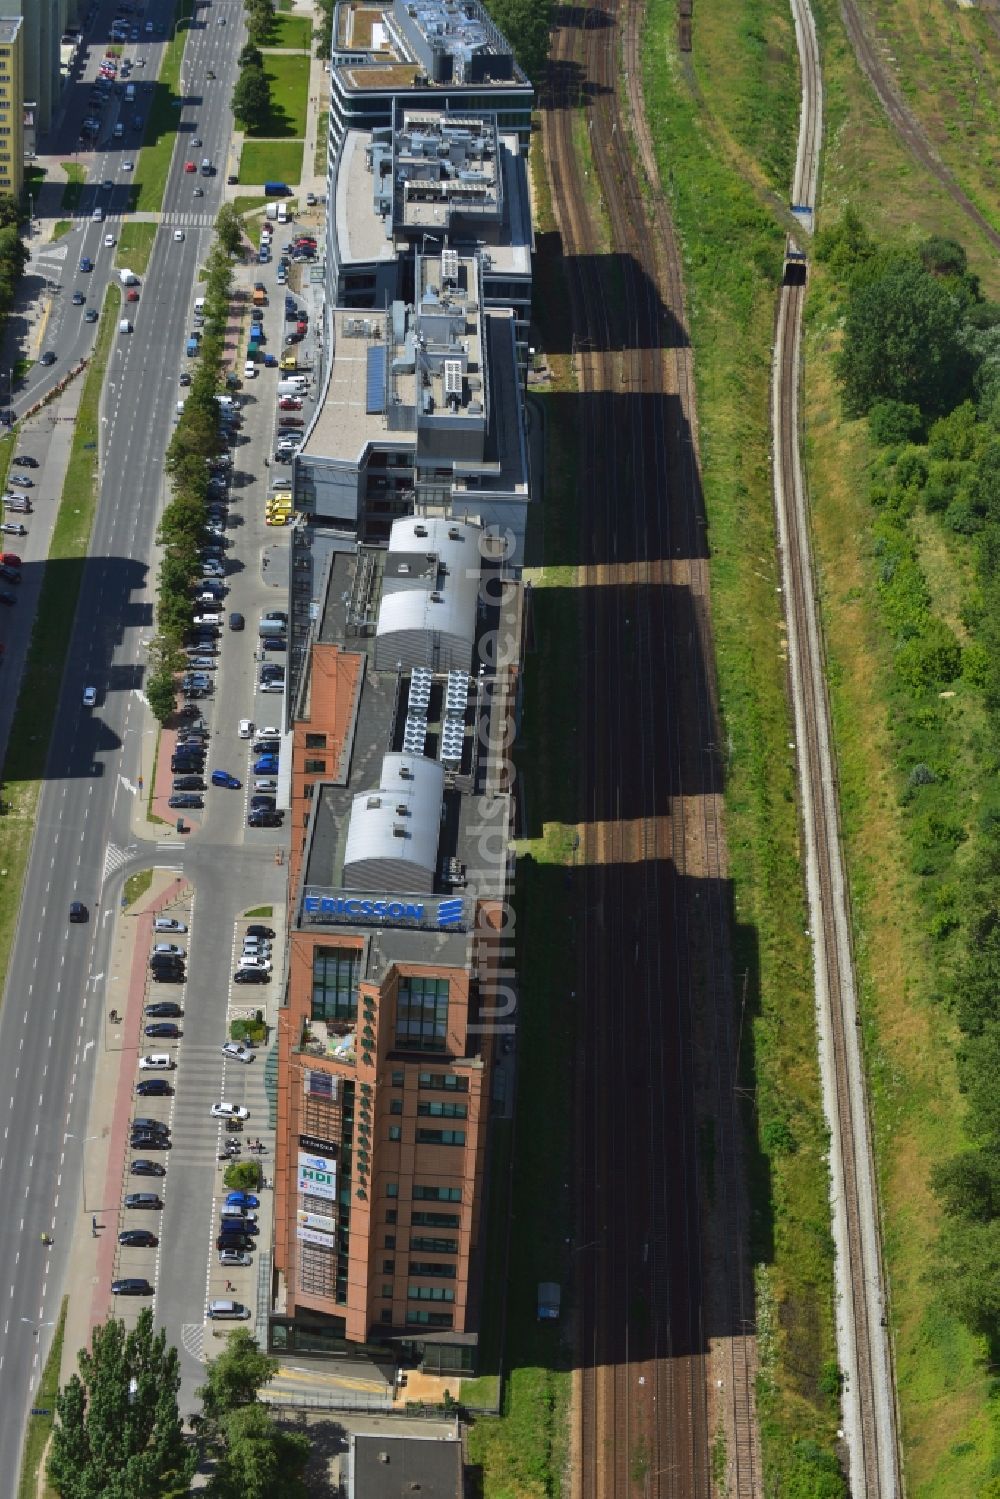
left=64, top=1133, right=99, bottom=1212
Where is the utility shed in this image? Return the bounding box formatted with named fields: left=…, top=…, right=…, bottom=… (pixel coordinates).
left=349, top=1431, right=463, bottom=1499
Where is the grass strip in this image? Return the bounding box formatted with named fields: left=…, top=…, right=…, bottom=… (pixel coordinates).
left=60, top=162, right=86, bottom=214
left=16, top=1296, right=67, bottom=1499
left=133, top=0, right=193, bottom=212
left=50, top=221, right=72, bottom=241
left=641, top=0, right=842, bottom=1488
left=313, top=112, right=328, bottom=176
left=0, top=285, right=120, bottom=982
left=238, top=139, right=305, bottom=186
left=114, top=222, right=157, bottom=275
left=244, top=905, right=273, bottom=918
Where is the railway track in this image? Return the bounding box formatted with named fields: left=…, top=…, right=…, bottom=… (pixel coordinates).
left=772, top=2, right=901, bottom=1494
left=542, top=2, right=759, bottom=1496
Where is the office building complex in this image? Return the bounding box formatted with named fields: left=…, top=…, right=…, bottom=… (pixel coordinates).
left=0, top=16, right=22, bottom=195
left=296, top=245, right=530, bottom=561
left=328, top=105, right=532, bottom=367
left=271, top=514, right=523, bottom=1372
left=327, top=0, right=533, bottom=160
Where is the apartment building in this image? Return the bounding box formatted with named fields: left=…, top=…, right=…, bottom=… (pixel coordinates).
left=272, top=514, right=523, bottom=1373
left=4, top=0, right=62, bottom=136
left=0, top=16, right=22, bottom=196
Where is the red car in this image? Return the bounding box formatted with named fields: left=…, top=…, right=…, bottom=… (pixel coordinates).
left=1, top=553, right=20, bottom=567
left=295, top=320, right=307, bottom=336
left=184, top=161, right=197, bottom=173
left=278, top=397, right=301, bottom=410
left=127, top=289, right=139, bottom=301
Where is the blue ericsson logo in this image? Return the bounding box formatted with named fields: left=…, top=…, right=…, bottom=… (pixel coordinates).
left=303, top=895, right=464, bottom=929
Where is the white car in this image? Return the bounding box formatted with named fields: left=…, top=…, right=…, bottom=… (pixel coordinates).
left=243, top=362, right=258, bottom=380
left=220, top=1208, right=258, bottom=1223
left=152, top=942, right=186, bottom=957
left=153, top=917, right=187, bottom=933
left=237, top=955, right=272, bottom=972
left=221, top=1041, right=255, bottom=1063
left=104, top=233, right=116, bottom=247
left=258, top=726, right=279, bottom=739
left=174, top=229, right=185, bottom=242
left=211, top=1102, right=250, bottom=1120
left=260, top=679, right=284, bottom=693
left=253, top=778, right=277, bottom=793
left=139, top=1053, right=175, bottom=1070
left=82, top=686, right=97, bottom=708
left=238, top=719, right=255, bottom=739
left=201, top=563, right=225, bottom=578
left=123, top=160, right=134, bottom=171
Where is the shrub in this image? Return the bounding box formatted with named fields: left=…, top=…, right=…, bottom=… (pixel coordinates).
left=869, top=400, right=923, bottom=447
left=895, top=619, right=962, bottom=690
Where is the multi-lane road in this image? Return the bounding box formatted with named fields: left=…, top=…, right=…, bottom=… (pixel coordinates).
left=0, top=0, right=290, bottom=1472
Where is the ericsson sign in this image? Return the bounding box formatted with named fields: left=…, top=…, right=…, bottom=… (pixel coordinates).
left=302, top=889, right=467, bottom=932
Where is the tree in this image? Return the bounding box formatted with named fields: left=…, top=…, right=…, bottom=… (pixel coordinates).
left=0, top=192, right=19, bottom=228
left=47, top=1310, right=195, bottom=1498
left=216, top=205, right=246, bottom=259
left=208, top=1404, right=310, bottom=1499
left=836, top=255, right=973, bottom=418
left=932, top=1150, right=1000, bottom=1223
left=198, top=1329, right=277, bottom=1423
left=231, top=64, right=271, bottom=130
left=238, top=42, right=264, bottom=70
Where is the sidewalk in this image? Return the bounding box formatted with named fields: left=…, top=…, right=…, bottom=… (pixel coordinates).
left=60, top=869, right=193, bottom=1384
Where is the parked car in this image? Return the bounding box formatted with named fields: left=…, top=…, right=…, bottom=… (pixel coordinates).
left=233, top=967, right=270, bottom=983
left=211, top=1102, right=249, bottom=1120
left=130, top=1160, right=166, bottom=1177
left=222, top=1041, right=255, bottom=1063
left=226, top=1190, right=260, bottom=1209
left=136, top=1078, right=173, bottom=1097
left=119, top=1229, right=159, bottom=1247
left=145, top=1022, right=181, bottom=1038
left=111, top=1278, right=154, bottom=1295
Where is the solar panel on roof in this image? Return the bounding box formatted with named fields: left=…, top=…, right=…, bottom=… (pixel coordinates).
left=366, top=345, right=387, bottom=414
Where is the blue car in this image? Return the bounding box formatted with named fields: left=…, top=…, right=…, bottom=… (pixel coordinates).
left=79, top=257, right=93, bottom=272
left=253, top=754, right=278, bottom=774
left=226, top=1191, right=260, bottom=1209
left=211, top=770, right=241, bottom=788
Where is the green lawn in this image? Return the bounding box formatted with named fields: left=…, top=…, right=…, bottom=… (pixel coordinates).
left=0, top=284, right=120, bottom=987
left=238, top=140, right=304, bottom=186
left=266, top=13, right=312, bottom=49
left=51, top=221, right=72, bottom=241
left=115, top=221, right=157, bottom=275
left=231, top=195, right=269, bottom=219
left=252, top=53, right=310, bottom=138
left=133, top=0, right=193, bottom=211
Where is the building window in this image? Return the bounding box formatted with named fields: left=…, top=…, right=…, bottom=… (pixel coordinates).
left=304, top=758, right=326, bottom=773
left=405, top=1311, right=453, bottom=1328
left=407, top=1285, right=455, bottom=1303
left=384, top=1235, right=396, bottom=1250
left=416, top=1129, right=466, bottom=1147
left=386, top=1183, right=398, bottom=1199
left=386, top=1209, right=398, bottom=1225
left=388, top=1125, right=402, bottom=1142
left=390, top=1099, right=403, bottom=1115
left=383, top=1259, right=395, bottom=1274
left=395, top=977, right=450, bottom=1051
left=312, top=947, right=360, bottom=1022
left=418, top=1101, right=467, bottom=1119
left=411, top=1237, right=458, bottom=1254
left=409, top=1261, right=456, bottom=1278
left=411, top=1210, right=461, bottom=1228
left=413, top=1185, right=461, bottom=1203
left=381, top=1284, right=393, bottom=1298
left=305, top=733, right=327, bottom=749
left=391, top=1070, right=404, bottom=1086
left=380, top=1308, right=393, bottom=1323
left=418, top=1072, right=468, bottom=1092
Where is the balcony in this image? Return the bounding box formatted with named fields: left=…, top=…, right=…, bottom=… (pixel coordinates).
left=296, top=1020, right=358, bottom=1064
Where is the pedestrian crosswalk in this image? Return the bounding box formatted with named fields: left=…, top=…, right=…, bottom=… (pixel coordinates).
left=103, top=841, right=136, bottom=883
left=167, top=211, right=218, bottom=228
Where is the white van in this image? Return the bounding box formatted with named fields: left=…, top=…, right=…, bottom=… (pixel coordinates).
left=125, top=83, right=136, bottom=102
left=194, top=297, right=206, bottom=314
left=92, top=206, right=103, bottom=221
left=119, top=319, right=132, bottom=335
left=207, top=1299, right=251, bottom=1320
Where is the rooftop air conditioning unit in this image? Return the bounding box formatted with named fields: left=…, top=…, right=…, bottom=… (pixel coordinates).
left=392, top=824, right=407, bottom=837
left=414, top=524, right=428, bottom=537
left=367, top=796, right=382, bottom=809
left=430, top=591, right=443, bottom=602
left=396, top=803, right=408, bottom=814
